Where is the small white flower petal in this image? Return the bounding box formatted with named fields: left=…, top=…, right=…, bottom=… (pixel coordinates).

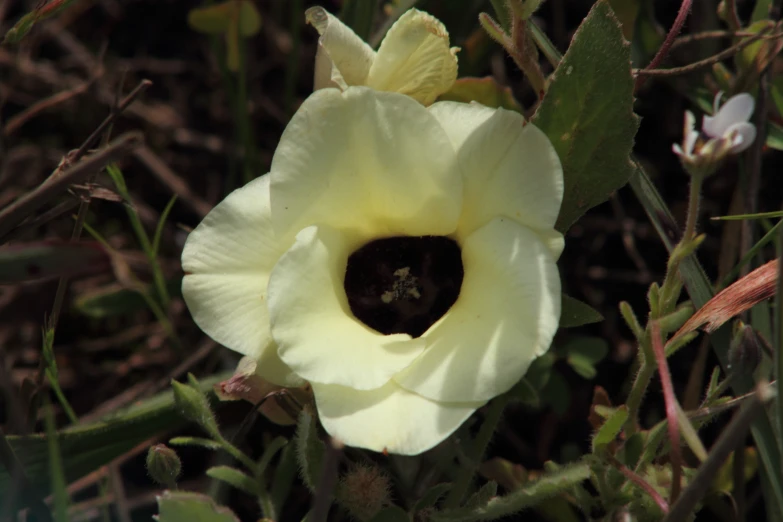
left=182, top=176, right=298, bottom=388
left=395, top=217, right=561, bottom=403
left=702, top=93, right=755, bottom=138
left=366, top=9, right=458, bottom=105
left=725, top=122, right=757, bottom=153
left=312, top=380, right=484, bottom=455
left=270, top=87, right=461, bottom=239
left=432, top=104, right=563, bottom=239
left=306, top=7, right=375, bottom=89
left=268, top=225, right=426, bottom=391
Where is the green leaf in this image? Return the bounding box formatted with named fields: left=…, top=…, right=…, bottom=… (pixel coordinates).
left=74, top=277, right=182, bottom=318
left=155, top=491, right=240, bottom=522
left=767, top=122, right=783, bottom=152
left=465, top=481, right=498, bottom=508
left=206, top=466, right=260, bottom=496
left=2, top=373, right=229, bottom=499
left=752, top=0, right=773, bottom=22
left=562, top=337, right=609, bottom=380
left=171, top=376, right=220, bottom=439
left=432, top=462, right=590, bottom=521
left=368, top=506, right=409, bottom=522
left=413, top=483, right=452, bottom=514
left=620, top=432, right=644, bottom=469
left=0, top=241, right=110, bottom=284
left=531, top=0, right=639, bottom=233
left=256, top=436, right=288, bottom=478
left=3, top=0, right=79, bottom=45
left=44, top=401, right=69, bottom=522
left=438, top=77, right=522, bottom=112
left=539, top=370, right=570, bottom=416
left=560, top=295, right=604, bottom=328
left=169, top=436, right=222, bottom=450
left=524, top=352, right=556, bottom=391
left=506, top=377, right=539, bottom=406
left=295, top=408, right=325, bottom=491
left=591, top=406, right=628, bottom=452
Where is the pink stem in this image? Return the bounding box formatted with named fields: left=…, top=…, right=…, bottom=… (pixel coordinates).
left=609, top=456, right=670, bottom=514
left=635, top=0, right=694, bottom=92
left=651, top=321, right=683, bottom=503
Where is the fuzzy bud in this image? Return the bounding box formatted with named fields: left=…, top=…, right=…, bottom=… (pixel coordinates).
left=728, top=321, right=762, bottom=376
left=171, top=375, right=220, bottom=438
left=337, top=463, right=392, bottom=521
left=146, top=444, right=181, bottom=489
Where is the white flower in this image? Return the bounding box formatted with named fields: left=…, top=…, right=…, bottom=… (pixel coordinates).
left=305, top=7, right=458, bottom=105
left=182, top=87, right=563, bottom=455
left=672, top=92, right=756, bottom=176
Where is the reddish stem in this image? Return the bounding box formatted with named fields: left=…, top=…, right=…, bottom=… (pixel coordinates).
left=608, top=455, right=670, bottom=514
left=651, top=321, right=683, bottom=503
left=635, top=0, right=694, bottom=92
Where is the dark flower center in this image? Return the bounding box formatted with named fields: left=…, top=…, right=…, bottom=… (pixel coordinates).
left=344, top=236, right=463, bottom=338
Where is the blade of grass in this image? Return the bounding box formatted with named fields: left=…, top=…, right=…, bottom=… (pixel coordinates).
left=152, top=195, right=178, bottom=258
left=719, top=218, right=783, bottom=288
left=44, top=399, right=69, bottom=522
left=41, top=327, right=78, bottom=425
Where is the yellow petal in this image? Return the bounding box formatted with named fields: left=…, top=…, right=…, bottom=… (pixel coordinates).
left=395, top=217, right=561, bottom=402
left=268, top=225, right=426, bottom=391
left=367, top=9, right=458, bottom=105
left=306, top=6, right=375, bottom=90
left=182, top=176, right=291, bottom=377
left=312, top=380, right=484, bottom=455
left=270, top=87, right=461, bottom=239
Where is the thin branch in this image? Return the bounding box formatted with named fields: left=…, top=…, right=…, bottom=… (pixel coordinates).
left=0, top=131, right=143, bottom=240
left=635, top=0, right=693, bottom=91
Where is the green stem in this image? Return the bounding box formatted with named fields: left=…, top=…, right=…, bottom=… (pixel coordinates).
left=624, top=354, right=655, bottom=436
left=444, top=394, right=510, bottom=508
left=683, top=175, right=703, bottom=243
left=218, top=436, right=258, bottom=476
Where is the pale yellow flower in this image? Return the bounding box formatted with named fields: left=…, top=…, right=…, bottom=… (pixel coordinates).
left=182, top=87, right=563, bottom=455
left=305, top=6, right=459, bottom=105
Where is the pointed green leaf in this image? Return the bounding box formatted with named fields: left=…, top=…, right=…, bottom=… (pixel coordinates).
left=563, top=337, right=609, bottom=380
left=465, top=481, right=498, bottom=508
left=295, top=408, right=325, bottom=491
left=560, top=295, right=604, bottom=328
left=438, top=77, right=522, bottom=111
left=155, top=491, right=240, bottom=522
left=413, top=483, right=452, bottom=514
left=169, top=436, right=222, bottom=451
left=532, top=0, right=639, bottom=232
left=206, top=466, right=260, bottom=496
left=591, top=406, right=628, bottom=452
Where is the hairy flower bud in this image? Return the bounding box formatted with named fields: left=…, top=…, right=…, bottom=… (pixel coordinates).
left=337, top=463, right=392, bottom=521
left=146, top=444, right=181, bottom=489
left=171, top=375, right=220, bottom=438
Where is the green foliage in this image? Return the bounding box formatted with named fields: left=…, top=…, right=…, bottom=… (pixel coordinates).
left=155, top=491, right=240, bottom=522
left=413, top=483, right=452, bottom=514
left=339, top=0, right=378, bottom=41
left=592, top=406, right=628, bottom=452
left=562, top=337, right=609, bottom=379
left=1, top=373, right=228, bottom=498
left=368, top=506, right=409, bottom=522
left=3, top=0, right=80, bottom=44
left=74, top=277, right=182, bottom=319
left=559, top=294, right=604, bottom=328
left=171, top=375, right=221, bottom=439
left=532, top=0, right=639, bottom=233
left=432, top=462, right=591, bottom=521
left=295, top=408, right=325, bottom=491
left=147, top=445, right=182, bottom=489
left=44, top=402, right=69, bottom=522
left=438, top=77, right=522, bottom=111
left=169, top=436, right=223, bottom=451
left=207, top=466, right=261, bottom=496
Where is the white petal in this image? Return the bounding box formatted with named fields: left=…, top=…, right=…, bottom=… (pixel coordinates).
left=267, top=225, right=426, bottom=390
left=366, top=9, right=458, bottom=105
left=434, top=105, right=563, bottom=239
left=683, top=111, right=699, bottom=155
left=270, top=87, right=461, bottom=238
left=702, top=93, right=755, bottom=138
left=312, top=380, right=484, bottom=455
left=395, top=218, right=561, bottom=402
left=725, top=122, right=757, bottom=153
left=305, top=7, right=374, bottom=89
left=182, top=175, right=294, bottom=385
left=428, top=101, right=496, bottom=150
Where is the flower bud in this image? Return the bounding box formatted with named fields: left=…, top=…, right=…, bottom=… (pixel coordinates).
left=728, top=321, right=762, bottom=376
left=146, top=444, right=181, bottom=489
left=171, top=376, right=220, bottom=438
left=336, top=463, right=391, bottom=521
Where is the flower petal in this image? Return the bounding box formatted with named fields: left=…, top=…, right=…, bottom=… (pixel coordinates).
left=306, top=7, right=374, bottom=89
left=395, top=217, right=561, bottom=402
left=270, top=87, right=461, bottom=238
left=725, top=122, right=757, bottom=153
left=428, top=101, right=495, bottom=149
left=433, top=104, right=563, bottom=239
left=702, top=93, right=755, bottom=138
left=312, top=380, right=484, bottom=455
left=268, top=225, right=426, bottom=390
left=366, top=9, right=458, bottom=105
left=182, top=176, right=296, bottom=388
